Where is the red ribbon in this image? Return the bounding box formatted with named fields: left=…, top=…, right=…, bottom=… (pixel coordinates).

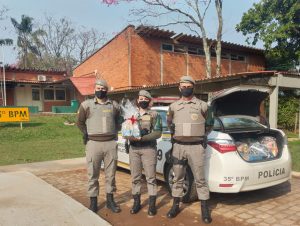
left=128, top=115, right=137, bottom=124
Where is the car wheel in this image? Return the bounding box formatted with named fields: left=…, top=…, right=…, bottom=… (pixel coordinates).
left=164, top=163, right=198, bottom=203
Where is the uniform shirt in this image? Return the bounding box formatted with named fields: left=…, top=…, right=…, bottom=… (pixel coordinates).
left=77, top=97, right=121, bottom=141
left=138, top=109, right=162, bottom=142
left=167, top=96, right=212, bottom=142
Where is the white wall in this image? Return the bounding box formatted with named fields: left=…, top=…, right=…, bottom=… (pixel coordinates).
left=15, top=85, right=43, bottom=111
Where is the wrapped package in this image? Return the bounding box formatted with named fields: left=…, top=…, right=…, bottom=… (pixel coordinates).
left=236, top=142, right=250, bottom=161
left=260, top=136, right=278, bottom=157
left=248, top=142, right=272, bottom=161
left=120, top=99, right=140, bottom=139
left=236, top=142, right=249, bottom=154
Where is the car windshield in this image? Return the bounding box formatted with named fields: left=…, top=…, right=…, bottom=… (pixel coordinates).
left=214, top=116, right=265, bottom=131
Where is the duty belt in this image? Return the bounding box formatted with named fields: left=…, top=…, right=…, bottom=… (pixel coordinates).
left=130, top=141, right=155, bottom=147
left=174, top=140, right=203, bottom=145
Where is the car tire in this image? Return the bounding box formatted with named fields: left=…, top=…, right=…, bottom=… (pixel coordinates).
left=164, top=163, right=198, bottom=203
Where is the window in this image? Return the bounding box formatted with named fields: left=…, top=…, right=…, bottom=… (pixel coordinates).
left=174, top=45, right=186, bottom=53
left=220, top=116, right=265, bottom=130
left=44, top=89, right=54, bottom=100
left=197, top=48, right=205, bottom=56
left=231, top=54, right=246, bottom=61
left=44, top=87, right=66, bottom=101
left=230, top=54, right=238, bottom=60
left=162, top=43, right=173, bottom=51
left=56, top=89, right=66, bottom=100
left=221, top=52, right=229, bottom=59
left=188, top=47, right=198, bottom=55
left=32, top=89, right=40, bottom=101
left=238, top=55, right=246, bottom=61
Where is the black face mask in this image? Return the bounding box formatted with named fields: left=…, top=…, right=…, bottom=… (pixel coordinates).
left=95, top=90, right=107, bottom=99
left=139, top=101, right=150, bottom=109
left=180, top=87, right=194, bottom=97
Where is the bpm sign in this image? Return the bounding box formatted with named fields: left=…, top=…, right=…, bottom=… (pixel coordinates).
left=0, top=107, right=30, bottom=122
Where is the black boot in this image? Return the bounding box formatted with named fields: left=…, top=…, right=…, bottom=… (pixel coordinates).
left=201, top=200, right=212, bottom=224
left=148, top=195, right=157, bottom=216
left=89, top=197, right=98, bottom=213
left=130, top=194, right=141, bottom=214
left=166, top=197, right=180, bottom=218
left=106, top=193, right=121, bottom=213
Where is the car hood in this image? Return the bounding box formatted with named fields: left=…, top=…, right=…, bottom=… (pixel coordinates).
left=209, top=85, right=272, bottom=117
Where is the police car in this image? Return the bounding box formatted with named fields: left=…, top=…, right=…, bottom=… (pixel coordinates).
left=117, top=85, right=292, bottom=202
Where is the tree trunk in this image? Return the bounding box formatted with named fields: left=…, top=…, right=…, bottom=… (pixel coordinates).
left=203, top=39, right=211, bottom=79
left=198, top=19, right=211, bottom=79
left=215, top=0, right=223, bottom=77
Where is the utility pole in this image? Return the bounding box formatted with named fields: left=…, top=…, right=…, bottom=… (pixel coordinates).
left=0, top=60, right=3, bottom=106
left=1, top=46, right=6, bottom=106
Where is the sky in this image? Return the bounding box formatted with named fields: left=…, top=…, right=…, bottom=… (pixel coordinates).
left=0, top=0, right=262, bottom=64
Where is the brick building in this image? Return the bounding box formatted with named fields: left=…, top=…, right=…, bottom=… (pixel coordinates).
left=72, top=25, right=265, bottom=98
left=0, top=67, right=74, bottom=112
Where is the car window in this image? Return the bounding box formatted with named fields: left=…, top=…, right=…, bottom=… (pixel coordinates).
left=220, top=117, right=265, bottom=130
left=156, top=110, right=168, bottom=131
left=213, top=119, right=222, bottom=131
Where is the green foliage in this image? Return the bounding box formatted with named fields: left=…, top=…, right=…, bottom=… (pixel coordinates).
left=10, top=15, right=41, bottom=68
left=288, top=140, right=300, bottom=172
left=236, top=0, right=300, bottom=70
left=278, top=96, right=299, bottom=130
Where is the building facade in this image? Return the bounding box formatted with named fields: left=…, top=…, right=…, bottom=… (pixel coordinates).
left=73, top=25, right=265, bottom=96
left=1, top=67, right=74, bottom=112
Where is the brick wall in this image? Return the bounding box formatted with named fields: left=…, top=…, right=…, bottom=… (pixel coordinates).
left=73, top=27, right=266, bottom=90
left=73, top=26, right=131, bottom=90
left=247, top=53, right=265, bottom=71
left=6, top=88, right=14, bottom=105
left=130, top=35, right=265, bottom=84
left=131, top=35, right=161, bottom=86
left=43, top=101, right=70, bottom=112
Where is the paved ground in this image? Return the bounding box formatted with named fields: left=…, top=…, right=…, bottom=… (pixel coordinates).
left=1, top=158, right=299, bottom=226
left=37, top=168, right=300, bottom=226
left=38, top=168, right=240, bottom=226
left=0, top=171, right=110, bottom=226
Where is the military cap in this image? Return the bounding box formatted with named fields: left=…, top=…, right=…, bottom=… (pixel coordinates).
left=179, top=75, right=195, bottom=85
left=95, top=79, right=108, bottom=88
left=138, top=90, right=152, bottom=99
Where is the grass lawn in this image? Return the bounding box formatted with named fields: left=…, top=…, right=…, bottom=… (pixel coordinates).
left=285, top=130, right=299, bottom=138
left=288, top=140, right=300, bottom=172
left=1, top=115, right=300, bottom=172
left=0, top=114, right=84, bottom=166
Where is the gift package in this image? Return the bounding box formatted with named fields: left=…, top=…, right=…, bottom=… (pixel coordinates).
left=236, top=136, right=279, bottom=162
left=120, top=99, right=141, bottom=139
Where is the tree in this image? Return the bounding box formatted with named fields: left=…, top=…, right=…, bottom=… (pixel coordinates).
left=76, top=27, right=106, bottom=62
left=37, top=16, right=106, bottom=72
left=9, top=15, right=106, bottom=73
left=236, top=0, right=300, bottom=71
left=0, top=6, right=13, bottom=46
left=11, top=15, right=43, bottom=68
left=103, top=0, right=223, bottom=78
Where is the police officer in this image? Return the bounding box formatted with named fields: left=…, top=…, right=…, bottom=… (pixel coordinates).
left=77, top=79, right=121, bottom=213
left=127, top=90, right=162, bottom=216
left=166, top=76, right=212, bottom=224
